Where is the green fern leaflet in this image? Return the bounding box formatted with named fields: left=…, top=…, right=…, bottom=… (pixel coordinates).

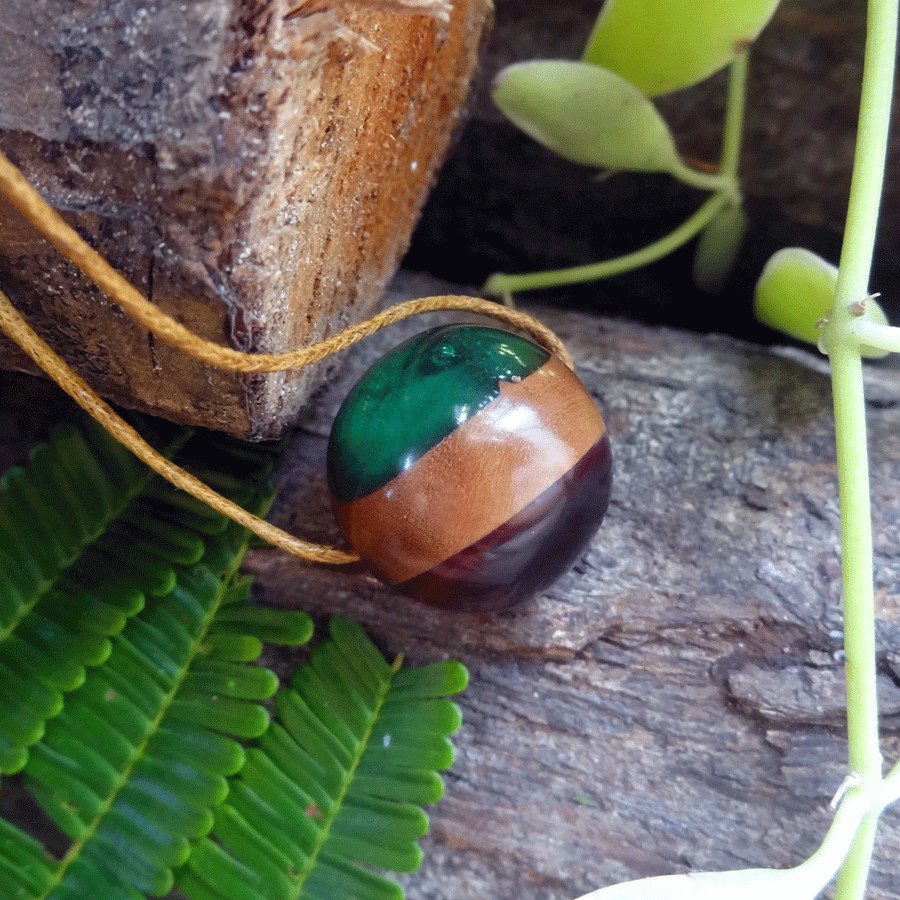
left=0, top=418, right=312, bottom=899
left=0, top=417, right=468, bottom=900
left=177, top=616, right=468, bottom=900
left=0, top=418, right=189, bottom=773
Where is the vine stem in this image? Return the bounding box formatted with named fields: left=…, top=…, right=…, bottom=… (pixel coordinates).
left=665, top=159, right=739, bottom=200
left=484, top=50, right=748, bottom=297
left=719, top=50, right=749, bottom=179
left=845, top=318, right=900, bottom=353
left=824, top=0, right=898, bottom=897
left=483, top=192, right=727, bottom=295
left=571, top=786, right=871, bottom=900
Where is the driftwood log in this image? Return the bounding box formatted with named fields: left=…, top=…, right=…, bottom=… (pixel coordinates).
left=0, top=0, right=491, bottom=438
left=243, top=271, right=900, bottom=900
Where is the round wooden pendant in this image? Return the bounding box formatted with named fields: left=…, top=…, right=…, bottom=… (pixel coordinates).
left=327, top=324, right=612, bottom=612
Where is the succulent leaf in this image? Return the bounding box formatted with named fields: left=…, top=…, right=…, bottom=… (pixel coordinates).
left=754, top=247, right=890, bottom=357
left=692, top=202, right=748, bottom=292
left=492, top=60, right=683, bottom=174
left=582, top=0, right=781, bottom=96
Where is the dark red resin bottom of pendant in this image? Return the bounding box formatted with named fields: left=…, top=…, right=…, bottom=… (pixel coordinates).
left=396, top=434, right=613, bottom=613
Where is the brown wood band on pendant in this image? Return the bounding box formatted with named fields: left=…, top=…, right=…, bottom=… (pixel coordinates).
left=399, top=433, right=612, bottom=611
left=331, top=355, right=611, bottom=610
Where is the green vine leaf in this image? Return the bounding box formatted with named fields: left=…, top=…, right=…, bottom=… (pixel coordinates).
left=754, top=247, right=890, bottom=357
left=176, top=616, right=468, bottom=900
left=582, top=0, right=781, bottom=96
left=492, top=60, right=684, bottom=174
left=0, top=421, right=314, bottom=900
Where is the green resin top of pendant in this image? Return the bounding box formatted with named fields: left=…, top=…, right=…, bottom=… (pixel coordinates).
left=328, top=324, right=550, bottom=502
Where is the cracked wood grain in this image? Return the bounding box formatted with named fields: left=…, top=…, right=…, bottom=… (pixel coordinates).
left=247, top=271, right=900, bottom=900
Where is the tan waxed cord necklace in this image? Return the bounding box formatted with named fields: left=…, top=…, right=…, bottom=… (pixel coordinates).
left=0, top=148, right=573, bottom=565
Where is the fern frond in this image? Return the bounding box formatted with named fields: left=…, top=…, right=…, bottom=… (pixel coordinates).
left=0, top=416, right=290, bottom=774
left=0, top=444, right=313, bottom=900
left=0, top=419, right=191, bottom=774
left=176, top=616, right=468, bottom=900
left=1, top=418, right=470, bottom=900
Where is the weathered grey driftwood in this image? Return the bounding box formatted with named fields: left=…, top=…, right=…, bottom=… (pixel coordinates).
left=245, top=271, right=900, bottom=900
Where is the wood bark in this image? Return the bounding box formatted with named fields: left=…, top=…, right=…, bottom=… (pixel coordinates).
left=244, top=271, right=900, bottom=900
left=0, top=0, right=491, bottom=438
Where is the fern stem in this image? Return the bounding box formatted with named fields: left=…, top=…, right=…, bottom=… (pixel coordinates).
left=0, top=446, right=158, bottom=645
left=36, top=529, right=253, bottom=899
left=292, top=653, right=405, bottom=893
